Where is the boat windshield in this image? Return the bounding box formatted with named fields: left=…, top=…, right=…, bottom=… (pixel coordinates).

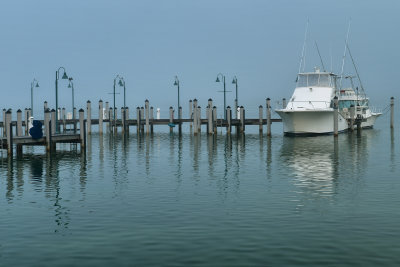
left=297, top=73, right=335, bottom=88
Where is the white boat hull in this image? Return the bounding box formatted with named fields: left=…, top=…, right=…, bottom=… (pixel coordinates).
left=276, top=109, right=348, bottom=135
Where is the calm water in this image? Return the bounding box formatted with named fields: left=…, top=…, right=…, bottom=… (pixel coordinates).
left=1, top=119, right=399, bottom=266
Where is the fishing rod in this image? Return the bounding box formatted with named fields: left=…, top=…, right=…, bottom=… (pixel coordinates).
left=339, top=19, right=352, bottom=89
left=346, top=43, right=366, bottom=97
left=314, top=41, right=326, bottom=72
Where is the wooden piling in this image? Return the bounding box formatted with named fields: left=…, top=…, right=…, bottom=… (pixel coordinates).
left=333, top=96, right=338, bottom=137
left=234, top=99, right=238, bottom=119
left=108, top=107, right=112, bottom=132
left=125, top=106, right=130, bottom=133
left=136, top=107, right=141, bottom=133
left=169, top=106, right=174, bottom=133
left=62, top=108, right=66, bottom=132
left=51, top=109, right=56, bottom=135
left=140, top=107, right=145, bottom=133
left=44, top=101, right=48, bottom=112
left=145, top=100, right=150, bottom=134
left=240, top=106, right=245, bottom=133
left=193, top=99, right=198, bottom=135
left=24, top=108, right=29, bottom=135
left=189, top=100, right=193, bottom=130
left=79, top=109, right=85, bottom=149
left=44, top=109, right=50, bottom=151
left=105, top=101, right=109, bottom=120
left=266, top=98, right=271, bottom=137
left=150, top=106, right=154, bottom=133
left=350, top=105, right=355, bottom=131
left=390, top=97, right=394, bottom=129
left=212, top=106, right=217, bottom=134
left=197, top=106, right=201, bottom=133
left=87, top=100, right=92, bottom=134
left=259, top=105, right=263, bottom=133
left=227, top=106, right=232, bottom=134
left=2, top=109, right=6, bottom=136
left=73, top=107, right=77, bottom=133
left=99, top=100, right=103, bottom=134
left=17, top=109, right=22, bottom=137
left=178, top=107, right=182, bottom=134
left=207, top=104, right=213, bottom=135
left=6, top=110, right=12, bottom=155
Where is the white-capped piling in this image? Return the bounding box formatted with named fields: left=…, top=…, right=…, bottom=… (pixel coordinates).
left=240, top=106, right=245, bottom=133
left=350, top=105, right=355, bottom=131
left=44, top=109, right=50, bottom=151
left=390, top=97, right=394, bottom=129
left=99, top=100, right=103, bottom=134
left=169, top=106, right=174, bottom=133
left=79, top=109, right=85, bottom=149
left=150, top=107, right=154, bottom=133
left=189, top=100, right=193, bottom=130
left=51, top=109, right=56, bottom=135
left=145, top=100, right=150, bottom=134
left=6, top=109, right=12, bottom=155
left=136, top=107, right=141, bottom=133
left=178, top=107, right=182, bottom=134
left=17, top=109, right=22, bottom=136
left=227, top=106, right=232, bottom=134
left=87, top=100, right=92, bottom=134
left=259, top=105, right=263, bottom=133
left=266, top=98, right=271, bottom=137
left=333, top=96, right=338, bottom=137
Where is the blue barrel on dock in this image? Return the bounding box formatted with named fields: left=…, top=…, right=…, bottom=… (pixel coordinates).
left=29, top=120, right=43, bottom=139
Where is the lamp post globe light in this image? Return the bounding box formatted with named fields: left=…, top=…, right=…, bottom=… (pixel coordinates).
left=30, top=79, right=39, bottom=116
left=232, top=76, right=238, bottom=119
left=55, top=67, right=69, bottom=133
left=173, top=76, right=180, bottom=119
left=216, top=73, right=228, bottom=120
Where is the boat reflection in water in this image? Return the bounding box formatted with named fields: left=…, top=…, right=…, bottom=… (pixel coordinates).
left=280, top=130, right=374, bottom=204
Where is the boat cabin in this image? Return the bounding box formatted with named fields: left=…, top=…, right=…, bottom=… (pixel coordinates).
left=296, top=72, right=337, bottom=88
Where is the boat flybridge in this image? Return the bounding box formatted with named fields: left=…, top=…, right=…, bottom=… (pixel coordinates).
left=275, top=68, right=381, bottom=135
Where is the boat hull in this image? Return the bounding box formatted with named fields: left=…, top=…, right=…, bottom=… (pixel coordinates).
left=275, top=109, right=348, bottom=135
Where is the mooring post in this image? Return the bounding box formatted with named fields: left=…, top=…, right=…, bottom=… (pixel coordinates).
left=86, top=101, right=91, bottom=134
left=136, top=107, right=141, bottom=134
left=17, top=109, right=22, bottom=137
left=51, top=109, right=56, bottom=135
left=189, top=100, right=193, bottom=130
left=213, top=106, right=217, bottom=134
left=169, top=106, right=174, bottom=133
left=390, top=97, right=394, bottom=129
left=125, top=106, right=130, bottom=133
left=79, top=109, right=85, bottom=149
left=333, top=96, right=339, bottom=137
left=234, top=99, right=238, bottom=119
left=121, top=107, right=125, bottom=132
left=24, top=108, right=29, bottom=135
left=207, top=104, right=213, bottom=135
left=145, top=100, right=150, bottom=134
left=350, top=105, right=355, bottom=131
left=259, top=105, right=263, bottom=133
left=266, top=98, right=271, bottom=137
left=282, top=98, right=287, bottom=109
left=140, top=107, right=145, bottom=133
left=99, top=100, right=103, bottom=134
left=105, top=101, right=109, bottom=120
left=178, top=107, right=182, bottom=134
left=108, top=107, right=112, bottom=132
left=150, top=106, right=154, bottom=133
left=227, top=106, right=232, bottom=134
left=114, top=107, right=118, bottom=133
left=197, top=106, right=201, bottom=133
left=73, top=107, right=77, bottom=133
left=6, top=109, right=12, bottom=155
left=62, top=108, right=66, bottom=132
left=44, top=109, right=50, bottom=151
left=193, top=99, right=198, bottom=135
left=3, top=109, right=6, bottom=136
left=240, top=106, right=245, bottom=133
left=44, top=101, right=48, bottom=112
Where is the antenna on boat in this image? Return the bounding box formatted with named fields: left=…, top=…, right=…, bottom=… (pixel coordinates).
left=314, top=41, right=326, bottom=72
left=346, top=43, right=366, bottom=96
left=330, top=42, right=333, bottom=72
left=298, top=19, right=309, bottom=74
left=339, top=19, right=351, bottom=89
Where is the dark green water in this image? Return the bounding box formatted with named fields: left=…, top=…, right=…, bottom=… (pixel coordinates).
left=1, top=119, right=399, bottom=266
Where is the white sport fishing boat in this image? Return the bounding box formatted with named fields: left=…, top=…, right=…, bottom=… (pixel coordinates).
left=275, top=68, right=381, bottom=135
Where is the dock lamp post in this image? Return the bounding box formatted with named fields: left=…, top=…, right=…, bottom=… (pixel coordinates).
left=68, top=77, right=75, bottom=122
left=173, top=76, right=181, bottom=120
left=113, top=75, right=124, bottom=130
left=30, top=79, right=39, bottom=116
left=216, top=73, right=230, bottom=120
left=55, top=67, right=69, bottom=133
left=232, top=76, right=238, bottom=118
